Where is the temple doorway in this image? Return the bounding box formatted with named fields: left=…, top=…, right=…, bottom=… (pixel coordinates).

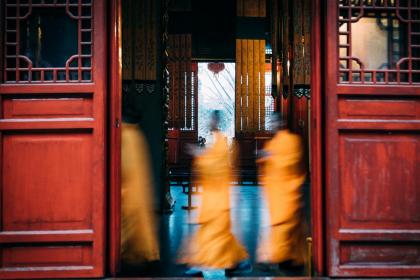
left=117, top=0, right=314, bottom=277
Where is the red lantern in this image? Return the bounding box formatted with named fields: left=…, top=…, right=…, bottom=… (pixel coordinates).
left=207, top=62, right=225, bottom=75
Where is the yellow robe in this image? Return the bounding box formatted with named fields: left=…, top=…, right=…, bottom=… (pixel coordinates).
left=121, top=123, right=160, bottom=263
left=257, top=129, right=306, bottom=265
left=179, top=131, right=248, bottom=268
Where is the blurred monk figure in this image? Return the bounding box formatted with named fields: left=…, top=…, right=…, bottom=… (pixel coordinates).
left=180, top=110, right=250, bottom=276
left=121, top=100, right=159, bottom=264
left=257, top=113, right=307, bottom=274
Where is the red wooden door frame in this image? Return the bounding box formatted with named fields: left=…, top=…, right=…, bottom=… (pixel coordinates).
left=107, top=0, right=325, bottom=276
left=108, top=0, right=122, bottom=276
left=310, top=0, right=324, bottom=275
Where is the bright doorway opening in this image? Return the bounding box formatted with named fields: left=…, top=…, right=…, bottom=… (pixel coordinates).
left=197, top=62, right=235, bottom=143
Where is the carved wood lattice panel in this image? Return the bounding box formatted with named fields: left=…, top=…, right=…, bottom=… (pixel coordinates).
left=3, top=0, right=93, bottom=83
left=338, top=0, right=420, bottom=84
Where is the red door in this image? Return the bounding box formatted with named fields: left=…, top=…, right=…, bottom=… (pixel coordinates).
left=0, top=1, right=106, bottom=278
left=325, top=1, right=420, bottom=277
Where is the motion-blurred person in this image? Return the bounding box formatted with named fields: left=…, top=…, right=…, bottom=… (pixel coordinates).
left=179, top=110, right=250, bottom=276
left=121, top=91, right=159, bottom=265
left=257, top=113, right=307, bottom=274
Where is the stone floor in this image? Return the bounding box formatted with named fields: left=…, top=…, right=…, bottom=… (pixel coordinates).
left=110, top=277, right=415, bottom=280
left=119, top=184, right=311, bottom=278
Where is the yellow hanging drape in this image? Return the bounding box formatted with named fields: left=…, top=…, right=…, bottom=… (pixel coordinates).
left=235, top=39, right=266, bottom=133
left=122, top=0, right=157, bottom=81
left=168, top=34, right=194, bottom=129
left=237, top=0, right=266, bottom=17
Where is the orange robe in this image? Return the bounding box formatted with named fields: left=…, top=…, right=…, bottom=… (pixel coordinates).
left=179, top=131, right=248, bottom=268
left=121, top=123, right=160, bottom=263
left=257, top=129, right=306, bottom=265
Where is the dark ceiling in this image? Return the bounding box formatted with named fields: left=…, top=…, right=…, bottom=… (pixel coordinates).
left=168, top=0, right=236, bottom=60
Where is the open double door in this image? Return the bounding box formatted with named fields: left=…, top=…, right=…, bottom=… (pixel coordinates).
left=0, top=0, right=418, bottom=278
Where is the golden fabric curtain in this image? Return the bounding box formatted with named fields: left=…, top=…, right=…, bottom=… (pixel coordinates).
left=279, top=0, right=311, bottom=94
left=168, top=34, right=196, bottom=130
left=237, top=0, right=266, bottom=17
left=292, top=0, right=311, bottom=86
left=122, top=0, right=157, bottom=81
left=235, top=39, right=266, bottom=133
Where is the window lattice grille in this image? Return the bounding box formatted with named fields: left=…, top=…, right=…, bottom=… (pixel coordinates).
left=338, top=0, right=420, bottom=84
left=3, top=0, right=93, bottom=83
